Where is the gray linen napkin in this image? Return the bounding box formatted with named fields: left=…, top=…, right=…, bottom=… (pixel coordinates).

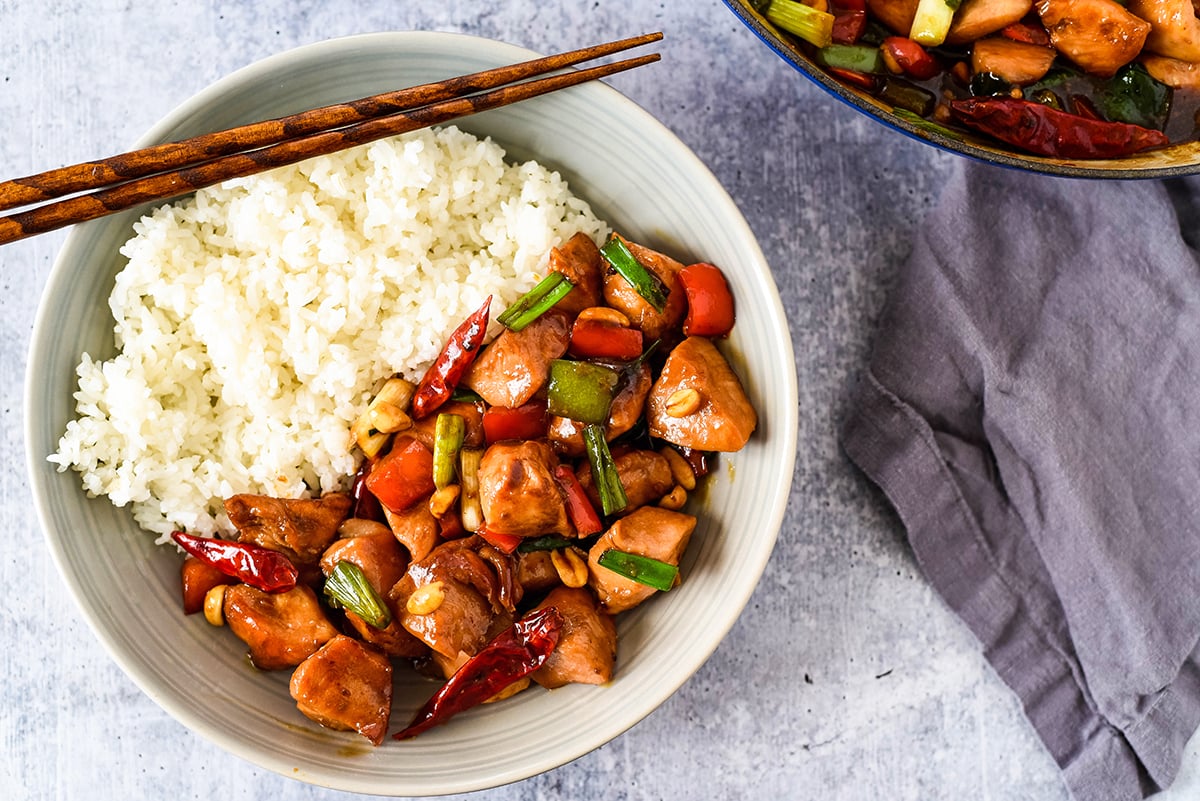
left=841, top=160, right=1200, bottom=801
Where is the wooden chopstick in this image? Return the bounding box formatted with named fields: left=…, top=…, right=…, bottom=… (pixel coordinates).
left=0, top=34, right=662, bottom=246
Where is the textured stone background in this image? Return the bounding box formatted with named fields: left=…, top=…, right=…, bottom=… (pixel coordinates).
left=4, top=1, right=1198, bottom=799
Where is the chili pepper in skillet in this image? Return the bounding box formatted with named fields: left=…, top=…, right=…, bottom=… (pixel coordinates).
left=947, top=97, right=1169, bottom=159
left=171, top=530, right=299, bottom=593
left=394, top=605, right=564, bottom=739
left=410, top=295, right=492, bottom=420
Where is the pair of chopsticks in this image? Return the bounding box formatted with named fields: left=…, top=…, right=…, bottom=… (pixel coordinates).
left=0, top=32, right=662, bottom=246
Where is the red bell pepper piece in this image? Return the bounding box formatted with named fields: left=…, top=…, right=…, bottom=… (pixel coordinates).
left=476, top=524, right=524, bottom=555
left=881, top=37, right=941, bottom=81
left=827, top=65, right=878, bottom=91
left=482, top=399, right=548, bottom=444
left=1001, top=22, right=1051, bottom=47
left=831, top=10, right=867, bottom=45
left=394, top=606, right=564, bottom=739
left=678, top=262, right=736, bottom=338
left=171, top=531, right=299, bottom=593
left=411, top=296, right=491, bottom=420
left=553, top=464, right=603, bottom=536
left=179, top=556, right=238, bottom=614
left=567, top=317, right=644, bottom=361
left=948, top=97, right=1169, bottom=159
left=364, top=436, right=436, bottom=513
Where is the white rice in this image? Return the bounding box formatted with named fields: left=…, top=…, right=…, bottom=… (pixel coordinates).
left=49, top=125, right=608, bottom=542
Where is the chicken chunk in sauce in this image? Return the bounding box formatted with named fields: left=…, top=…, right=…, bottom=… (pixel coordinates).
left=223, top=583, right=338, bottom=670
left=588, top=507, right=697, bottom=615
left=477, top=440, right=573, bottom=539
left=290, top=635, right=393, bottom=746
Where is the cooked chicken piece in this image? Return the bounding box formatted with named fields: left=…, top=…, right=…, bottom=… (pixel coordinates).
left=578, top=448, right=675, bottom=514
left=587, top=507, right=697, bottom=614
left=223, top=584, right=338, bottom=670
left=971, top=37, right=1057, bottom=84
left=426, top=613, right=520, bottom=681
left=407, top=399, right=486, bottom=450
left=319, top=529, right=427, bottom=658
left=382, top=501, right=440, bottom=563
left=516, top=549, right=561, bottom=595
left=866, top=0, right=920, bottom=34
left=947, top=0, right=1034, bottom=45
left=549, top=232, right=605, bottom=315
left=226, top=492, right=351, bottom=567
left=478, top=440, right=573, bottom=538
left=602, top=238, right=687, bottom=343
left=1037, top=0, right=1150, bottom=76
left=1128, top=0, right=1200, bottom=61
left=530, top=587, right=618, bottom=689
left=394, top=537, right=520, bottom=658
left=462, top=311, right=571, bottom=408
left=1142, top=52, right=1200, bottom=86
left=547, top=363, right=652, bottom=458
left=646, top=337, right=756, bottom=452
left=289, top=635, right=393, bottom=745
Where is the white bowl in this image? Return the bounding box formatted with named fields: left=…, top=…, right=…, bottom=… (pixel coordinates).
left=25, top=31, right=798, bottom=795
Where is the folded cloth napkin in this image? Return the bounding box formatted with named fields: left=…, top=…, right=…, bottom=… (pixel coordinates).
left=841, top=160, right=1200, bottom=801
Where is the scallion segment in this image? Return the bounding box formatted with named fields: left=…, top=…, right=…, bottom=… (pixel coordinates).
left=816, top=44, right=883, bottom=74
left=323, top=561, right=392, bottom=630
left=517, top=534, right=577, bottom=553
left=600, top=236, right=669, bottom=312
left=596, top=549, right=678, bottom=592
left=496, top=272, right=574, bottom=332
left=547, top=359, right=621, bottom=425
left=766, top=0, right=835, bottom=48
left=909, top=0, right=959, bottom=46
left=583, top=423, right=627, bottom=516
left=432, top=413, right=465, bottom=490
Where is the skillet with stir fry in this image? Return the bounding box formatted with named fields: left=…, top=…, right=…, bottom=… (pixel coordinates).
left=756, top=0, right=1200, bottom=158
left=171, top=232, right=757, bottom=744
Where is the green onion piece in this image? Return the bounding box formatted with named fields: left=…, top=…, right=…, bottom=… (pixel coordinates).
left=765, top=0, right=834, bottom=47
left=459, top=447, right=484, bottom=532
left=432, top=413, right=465, bottom=490
left=878, top=77, right=936, bottom=117
left=597, top=549, right=678, bottom=592
left=583, top=423, right=627, bottom=516
left=450, top=387, right=483, bottom=403
left=323, top=561, right=392, bottom=630
left=599, top=236, right=669, bottom=313
left=517, top=534, right=577, bottom=553
left=816, top=44, right=883, bottom=74
left=909, top=0, right=957, bottom=46
left=496, top=272, right=574, bottom=332
left=547, top=359, right=621, bottom=425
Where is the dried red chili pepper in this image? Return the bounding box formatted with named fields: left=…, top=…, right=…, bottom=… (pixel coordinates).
left=410, top=296, right=492, bottom=420
left=171, top=530, right=299, bottom=593
left=947, top=97, right=1169, bottom=159
left=393, top=606, right=564, bottom=739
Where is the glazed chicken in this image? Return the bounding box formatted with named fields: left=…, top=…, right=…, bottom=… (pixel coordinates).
left=477, top=440, right=573, bottom=538
left=290, top=635, right=393, bottom=746
left=174, top=232, right=757, bottom=745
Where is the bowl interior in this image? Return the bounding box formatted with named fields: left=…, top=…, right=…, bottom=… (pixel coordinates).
left=723, top=0, right=1200, bottom=179
left=25, top=31, right=798, bottom=795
